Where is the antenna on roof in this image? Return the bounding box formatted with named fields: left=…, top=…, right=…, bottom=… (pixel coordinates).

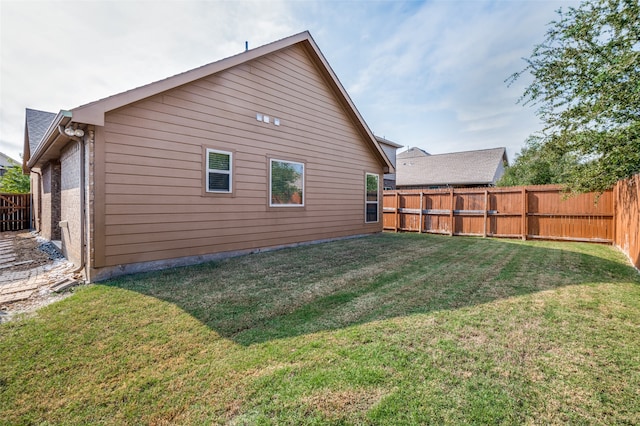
left=245, top=41, right=249, bottom=52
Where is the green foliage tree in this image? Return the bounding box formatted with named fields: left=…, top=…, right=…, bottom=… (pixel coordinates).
left=509, top=0, right=640, bottom=192
left=498, top=135, right=580, bottom=186
left=0, top=165, right=30, bottom=194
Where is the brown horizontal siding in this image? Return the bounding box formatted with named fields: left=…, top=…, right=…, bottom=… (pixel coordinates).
left=105, top=211, right=364, bottom=233
left=104, top=202, right=367, bottom=218
left=192, top=67, right=348, bottom=124
left=105, top=217, right=367, bottom=247
left=104, top=112, right=372, bottom=173
left=105, top=209, right=366, bottom=226
left=105, top=226, right=377, bottom=266
left=105, top=190, right=367, bottom=206
left=99, top=43, right=382, bottom=267
left=109, top=97, right=371, bottom=161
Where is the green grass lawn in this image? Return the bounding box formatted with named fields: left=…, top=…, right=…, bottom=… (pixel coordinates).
left=1, top=233, right=639, bottom=424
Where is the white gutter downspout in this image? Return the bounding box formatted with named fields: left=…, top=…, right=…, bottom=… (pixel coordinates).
left=57, top=125, right=86, bottom=276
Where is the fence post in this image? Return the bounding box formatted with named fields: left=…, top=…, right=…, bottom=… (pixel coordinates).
left=395, top=192, right=399, bottom=232
left=521, top=187, right=527, bottom=240
left=419, top=192, right=424, bottom=234
left=483, top=189, right=488, bottom=237
left=450, top=187, right=455, bottom=236
left=612, top=181, right=617, bottom=246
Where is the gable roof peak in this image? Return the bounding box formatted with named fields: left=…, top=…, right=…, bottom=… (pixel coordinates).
left=71, top=31, right=315, bottom=126
left=24, top=108, right=57, bottom=152
left=26, top=31, right=394, bottom=173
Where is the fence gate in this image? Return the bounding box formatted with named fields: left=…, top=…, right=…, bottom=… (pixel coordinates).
left=0, top=193, right=31, bottom=232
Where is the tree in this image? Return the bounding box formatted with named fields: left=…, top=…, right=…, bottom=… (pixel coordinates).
left=497, top=135, right=580, bottom=186
left=0, top=165, right=30, bottom=193
left=509, top=0, right=640, bottom=192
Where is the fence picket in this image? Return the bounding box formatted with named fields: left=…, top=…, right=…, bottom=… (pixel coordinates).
left=0, top=193, right=31, bottom=232
left=383, top=185, right=614, bottom=244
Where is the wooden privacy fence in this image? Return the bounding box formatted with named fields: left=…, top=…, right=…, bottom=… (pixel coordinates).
left=0, top=193, right=31, bottom=232
left=383, top=186, right=614, bottom=243
left=614, top=175, right=639, bottom=268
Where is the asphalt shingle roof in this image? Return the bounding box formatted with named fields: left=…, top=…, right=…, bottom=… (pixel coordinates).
left=0, top=152, right=19, bottom=169
left=397, top=147, right=430, bottom=159
left=25, top=109, right=57, bottom=154
left=396, top=147, right=507, bottom=187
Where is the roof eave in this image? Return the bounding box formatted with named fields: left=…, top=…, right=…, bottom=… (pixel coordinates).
left=300, top=36, right=394, bottom=173
left=375, top=136, right=403, bottom=149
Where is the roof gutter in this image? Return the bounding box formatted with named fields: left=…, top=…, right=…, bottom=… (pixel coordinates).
left=27, top=110, right=72, bottom=169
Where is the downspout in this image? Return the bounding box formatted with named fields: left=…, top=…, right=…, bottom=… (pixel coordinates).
left=57, top=125, right=86, bottom=276
left=31, top=169, right=43, bottom=232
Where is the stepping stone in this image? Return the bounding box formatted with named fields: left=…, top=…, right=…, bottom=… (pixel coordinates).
left=50, top=278, right=79, bottom=293
left=0, top=290, right=33, bottom=305
left=0, top=260, right=33, bottom=270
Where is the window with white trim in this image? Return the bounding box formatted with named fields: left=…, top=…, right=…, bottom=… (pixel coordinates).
left=206, top=149, right=232, bottom=193
left=365, top=173, right=379, bottom=223
left=270, top=159, right=304, bottom=207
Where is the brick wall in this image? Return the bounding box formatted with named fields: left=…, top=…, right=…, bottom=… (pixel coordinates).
left=40, top=162, right=61, bottom=240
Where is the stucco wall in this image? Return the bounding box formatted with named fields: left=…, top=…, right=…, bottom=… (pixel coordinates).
left=60, top=142, right=81, bottom=266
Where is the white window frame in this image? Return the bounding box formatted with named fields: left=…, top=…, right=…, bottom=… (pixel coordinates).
left=205, top=148, right=232, bottom=193
left=365, top=172, right=380, bottom=223
left=269, top=158, right=305, bottom=207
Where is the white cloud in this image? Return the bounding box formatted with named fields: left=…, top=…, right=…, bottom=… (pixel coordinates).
left=0, top=0, right=295, bottom=161
left=1, top=0, right=579, bottom=164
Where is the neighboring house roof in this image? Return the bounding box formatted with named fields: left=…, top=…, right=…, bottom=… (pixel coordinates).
left=27, top=31, right=393, bottom=174
left=0, top=152, right=19, bottom=168
left=23, top=108, right=57, bottom=171
left=375, top=136, right=402, bottom=149
left=396, top=147, right=508, bottom=187
left=397, top=147, right=430, bottom=159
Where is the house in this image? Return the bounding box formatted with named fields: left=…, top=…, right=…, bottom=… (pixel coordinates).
left=375, top=136, right=402, bottom=190
left=396, top=147, right=508, bottom=189
left=0, top=152, right=19, bottom=177
left=23, top=31, right=394, bottom=282
left=397, top=146, right=430, bottom=160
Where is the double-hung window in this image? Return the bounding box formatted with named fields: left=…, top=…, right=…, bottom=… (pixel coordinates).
left=206, top=148, right=232, bottom=193
left=365, top=173, right=379, bottom=223
left=270, top=158, right=304, bottom=207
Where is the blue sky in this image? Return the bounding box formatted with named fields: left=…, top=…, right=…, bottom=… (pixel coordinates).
left=0, top=0, right=578, bottom=163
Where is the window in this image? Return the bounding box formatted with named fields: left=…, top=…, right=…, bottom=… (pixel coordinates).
left=206, top=149, right=232, bottom=193
left=270, top=159, right=304, bottom=207
left=365, top=173, right=379, bottom=223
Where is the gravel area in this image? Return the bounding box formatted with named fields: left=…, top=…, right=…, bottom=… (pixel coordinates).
left=0, top=231, right=81, bottom=323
